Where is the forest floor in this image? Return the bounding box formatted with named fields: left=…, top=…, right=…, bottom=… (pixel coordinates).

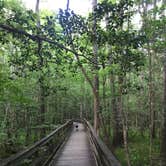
left=115, top=129, right=161, bottom=166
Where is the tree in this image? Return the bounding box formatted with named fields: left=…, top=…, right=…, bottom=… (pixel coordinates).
left=161, top=0, right=166, bottom=164
left=92, top=0, right=100, bottom=134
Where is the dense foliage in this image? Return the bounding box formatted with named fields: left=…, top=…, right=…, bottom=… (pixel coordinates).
left=0, top=0, right=165, bottom=165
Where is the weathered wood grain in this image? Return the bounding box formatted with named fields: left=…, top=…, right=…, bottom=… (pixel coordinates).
left=84, top=119, right=121, bottom=166
left=49, top=123, right=97, bottom=166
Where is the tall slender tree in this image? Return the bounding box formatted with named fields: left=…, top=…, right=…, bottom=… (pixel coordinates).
left=161, top=0, right=166, bottom=164
left=35, top=0, right=46, bottom=138
left=92, top=0, right=100, bottom=134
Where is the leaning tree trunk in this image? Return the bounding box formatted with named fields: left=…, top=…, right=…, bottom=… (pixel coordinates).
left=67, top=0, right=100, bottom=134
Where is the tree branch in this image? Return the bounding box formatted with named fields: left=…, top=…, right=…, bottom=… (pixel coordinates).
left=0, top=24, right=81, bottom=56
left=0, top=24, right=103, bottom=66
left=0, top=23, right=96, bottom=90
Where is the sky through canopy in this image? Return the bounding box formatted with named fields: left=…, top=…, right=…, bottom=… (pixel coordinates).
left=22, top=0, right=92, bottom=15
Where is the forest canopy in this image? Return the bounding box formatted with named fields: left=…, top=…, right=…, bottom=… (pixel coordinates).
left=0, top=0, right=165, bottom=165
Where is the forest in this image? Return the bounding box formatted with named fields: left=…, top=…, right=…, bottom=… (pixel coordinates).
left=0, top=0, right=165, bottom=165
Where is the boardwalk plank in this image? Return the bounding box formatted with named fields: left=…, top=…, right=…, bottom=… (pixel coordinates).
left=49, top=123, right=96, bottom=166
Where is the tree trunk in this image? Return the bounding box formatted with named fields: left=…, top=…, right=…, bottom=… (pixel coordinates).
left=161, top=57, right=166, bottom=166
left=35, top=0, right=46, bottom=138
left=115, top=77, right=123, bottom=146
left=123, top=118, right=131, bottom=166
left=105, top=11, right=123, bottom=147
left=111, top=74, right=123, bottom=147
left=101, top=66, right=110, bottom=145
left=148, top=42, right=156, bottom=140
left=39, top=75, right=46, bottom=137
left=161, top=4, right=166, bottom=161
left=26, top=108, right=31, bottom=145
left=66, top=0, right=70, bottom=10
left=92, top=0, right=100, bottom=134
left=93, top=80, right=100, bottom=134
left=5, top=103, right=12, bottom=140
left=102, top=63, right=107, bottom=111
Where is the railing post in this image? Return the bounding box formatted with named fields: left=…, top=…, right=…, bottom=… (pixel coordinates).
left=84, top=119, right=121, bottom=166
left=2, top=120, right=73, bottom=166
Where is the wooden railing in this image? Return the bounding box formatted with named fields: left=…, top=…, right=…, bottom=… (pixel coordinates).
left=2, top=120, right=73, bottom=166
left=84, top=119, right=121, bottom=166
left=2, top=119, right=122, bottom=166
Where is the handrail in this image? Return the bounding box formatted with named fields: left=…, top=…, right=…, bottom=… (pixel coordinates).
left=2, top=120, right=73, bottom=166
left=84, top=119, right=121, bottom=166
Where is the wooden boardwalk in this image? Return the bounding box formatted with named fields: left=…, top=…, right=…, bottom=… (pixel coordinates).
left=49, top=122, right=97, bottom=166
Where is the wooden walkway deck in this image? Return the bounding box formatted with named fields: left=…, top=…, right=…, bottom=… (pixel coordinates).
left=49, top=122, right=97, bottom=166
